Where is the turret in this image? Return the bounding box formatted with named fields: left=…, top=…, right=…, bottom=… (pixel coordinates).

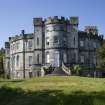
left=45, top=16, right=65, bottom=25
left=33, top=18, right=43, bottom=26
left=85, top=26, right=98, bottom=35
left=70, top=17, right=79, bottom=25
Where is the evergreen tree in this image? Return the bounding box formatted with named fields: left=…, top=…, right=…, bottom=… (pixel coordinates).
left=0, top=48, right=5, bottom=78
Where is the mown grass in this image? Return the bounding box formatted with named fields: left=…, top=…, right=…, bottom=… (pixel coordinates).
left=0, top=76, right=105, bottom=105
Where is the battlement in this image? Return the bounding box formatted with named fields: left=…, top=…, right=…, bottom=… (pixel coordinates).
left=9, top=33, right=33, bottom=43
left=70, top=17, right=79, bottom=25
left=85, top=26, right=98, bottom=35
left=33, top=17, right=43, bottom=26
left=45, top=16, right=79, bottom=25
left=5, top=42, right=10, bottom=48
left=45, top=16, right=66, bottom=24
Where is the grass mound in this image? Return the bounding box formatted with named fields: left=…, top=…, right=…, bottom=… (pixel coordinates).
left=0, top=76, right=105, bottom=105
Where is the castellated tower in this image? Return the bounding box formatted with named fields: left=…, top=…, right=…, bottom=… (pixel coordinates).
left=45, top=16, right=67, bottom=67
left=67, top=17, right=79, bottom=65
left=45, top=16, right=79, bottom=67
left=33, top=18, right=45, bottom=76
left=33, top=16, right=79, bottom=75
left=4, top=42, right=10, bottom=78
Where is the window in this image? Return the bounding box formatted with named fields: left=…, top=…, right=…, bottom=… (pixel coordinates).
left=6, top=49, right=9, bottom=55
left=16, top=55, right=19, bottom=66
left=13, top=56, right=15, bottom=68
left=37, top=37, right=39, bottom=45
left=53, top=36, right=58, bottom=43
left=93, top=42, right=96, bottom=48
left=37, top=54, right=39, bottom=64
left=80, top=56, right=84, bottom=63
left=60, top=25, right=64, bottom=30
left=63, top=53, right=67, bottom=63
left=35, top=28, right=39, bottom=32
left=93, top=56, right=96, bottom=66
left=13, top=44, right=15, bottom=50
left=46, top=52, right=50, bottom=63
left=74, top=37, right=75, bottom=46
left=16, top=42, right=19, bottom=50
left=10, top=45, right=13, bottom=50
left=80, top=40, right=84, bottom=47
left=46, top=37, right=49, bottom=45
left=28, top=40, right=32, bottom=48
left=17, top=72, right=20, bottom=77
left=29, top=56, right=32, bottom=66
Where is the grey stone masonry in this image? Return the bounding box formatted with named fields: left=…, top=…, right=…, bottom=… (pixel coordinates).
left=4, top=16, right=103, bottom=79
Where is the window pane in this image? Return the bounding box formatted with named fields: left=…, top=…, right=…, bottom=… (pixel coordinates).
left=37, top=54, right=39, bottom=64
left=80, top=41, right=84, bottom=47
left=37, top=37, right=39, bottom=45
left=46, top=37, right=49, bottom=45
left=28, top=40, right=32, bottom=48
left=46, top=53, right=50, bottom=63
left=63, top=53, right=67, bottom=63
left=53, top=36, right=58, bottom=43
left=29, top=56, right=32, bottom=66
left=80, top=56, right=84, bottom=63
left=16, top=55, right=19, bottom=66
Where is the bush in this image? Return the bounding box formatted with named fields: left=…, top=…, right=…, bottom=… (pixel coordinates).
left=72, top=64, right=81, bottom=75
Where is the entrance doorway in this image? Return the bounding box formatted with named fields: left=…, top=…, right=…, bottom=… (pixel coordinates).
left=53, top=51, right=59, bottom=67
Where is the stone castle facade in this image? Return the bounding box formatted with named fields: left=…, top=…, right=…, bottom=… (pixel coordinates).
left=4, top=16, right=103, bottom=79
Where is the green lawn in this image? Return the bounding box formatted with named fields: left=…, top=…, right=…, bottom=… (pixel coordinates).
left=0, top=76, right=105, bottom=105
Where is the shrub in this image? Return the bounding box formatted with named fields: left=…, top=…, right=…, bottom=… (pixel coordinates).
left=72, top=64, right=81, bottom=75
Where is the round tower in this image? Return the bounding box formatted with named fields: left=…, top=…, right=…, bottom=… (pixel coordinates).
left=45, top=16, right=68, bottom=67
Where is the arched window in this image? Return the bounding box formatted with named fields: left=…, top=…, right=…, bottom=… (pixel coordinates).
left=16, top=55, right=19, bottom=66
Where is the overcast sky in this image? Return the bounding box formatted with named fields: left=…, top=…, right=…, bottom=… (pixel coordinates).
left=0, top=0, right=105, bottom=48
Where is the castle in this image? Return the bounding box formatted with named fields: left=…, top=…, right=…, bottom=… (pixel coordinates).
left=4, top=16, right=103, bottom=79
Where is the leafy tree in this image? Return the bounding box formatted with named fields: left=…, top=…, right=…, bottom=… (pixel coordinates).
left=97, top=44, right=105, bottom=69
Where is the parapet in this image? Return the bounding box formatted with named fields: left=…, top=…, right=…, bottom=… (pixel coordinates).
left=5, top=42, right=10, bottom=48
left=85, top=26, right=98, bottom=35
left=9, top=33, right=34, bottom=43
left=33, top=18, right=43, bottom=26
left=70, top=17, right=79, bottom=25
left=45, top=16, right=65, bottom=25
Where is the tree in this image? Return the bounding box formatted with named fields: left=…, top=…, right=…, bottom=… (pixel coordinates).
left=72, top=64, right=81, bottom=75
left=0, top=48, right=5, bottom=78
left=97, top=44, right=105, bottom=69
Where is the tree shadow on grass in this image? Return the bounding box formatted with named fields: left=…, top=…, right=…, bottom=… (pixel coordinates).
left=0, top=80, right=24, bottom=83
left=0, top=86, right=105, bottom=105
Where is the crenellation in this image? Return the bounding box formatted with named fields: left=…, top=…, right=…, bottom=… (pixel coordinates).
left=85, top=26, right=98, bottom=35
left=70, top=17, right=79, bottom=25
left=33, top=17, right=43, bottom=26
